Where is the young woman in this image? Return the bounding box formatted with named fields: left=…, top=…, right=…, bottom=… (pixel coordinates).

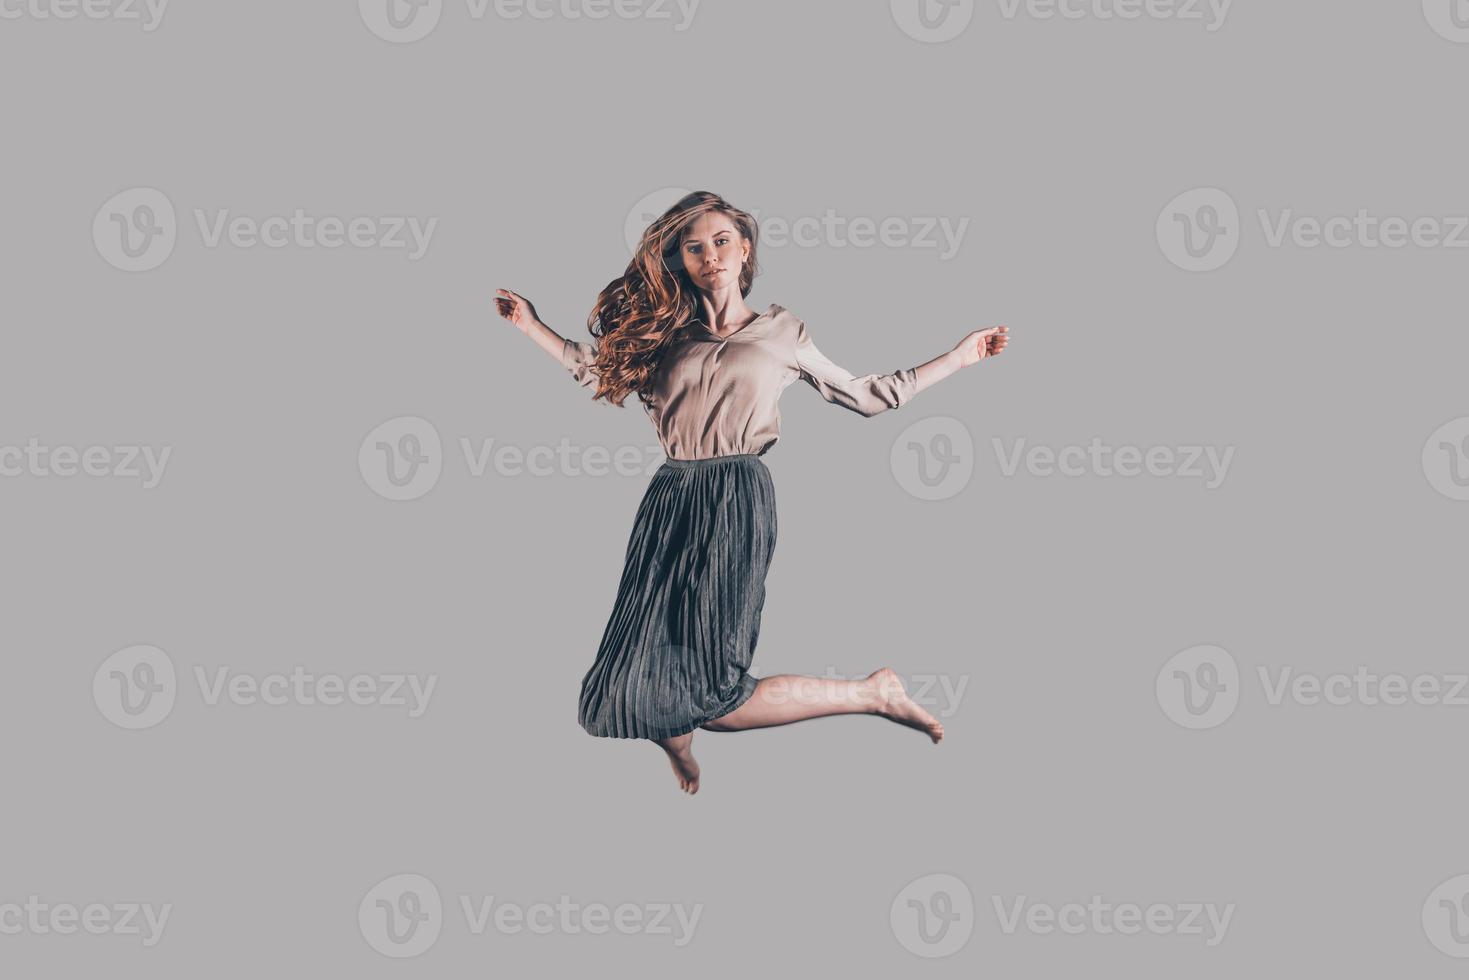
left=496, top=191, right=1008, bottom=794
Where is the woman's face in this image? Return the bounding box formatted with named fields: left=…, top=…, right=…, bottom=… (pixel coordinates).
left=678, top=212, right=748, bottom=293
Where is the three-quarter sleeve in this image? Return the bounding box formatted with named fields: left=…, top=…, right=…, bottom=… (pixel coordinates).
left=560, top=337, right=599, bottom=389
left=792, top=317, right=918, bottom=417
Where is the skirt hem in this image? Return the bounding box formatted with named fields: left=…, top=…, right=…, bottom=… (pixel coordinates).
left=579, top=671, right=760, bottom=740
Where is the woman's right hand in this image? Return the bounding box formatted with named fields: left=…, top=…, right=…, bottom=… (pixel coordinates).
left=494, top=288, right=543, bottom=334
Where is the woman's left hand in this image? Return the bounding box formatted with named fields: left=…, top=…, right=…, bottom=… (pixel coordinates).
left=953, top=325, right=1009, bottom=368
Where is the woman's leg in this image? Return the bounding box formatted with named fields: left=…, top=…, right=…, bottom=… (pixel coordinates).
left=654, top=668, right=942, bottom=794
left=700, top=667, right=944, bottom=742
left=654, top=732, right=701, bottom=794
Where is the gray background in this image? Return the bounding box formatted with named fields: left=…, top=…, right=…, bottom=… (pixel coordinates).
left=3, top=0, right=1467, bottom=974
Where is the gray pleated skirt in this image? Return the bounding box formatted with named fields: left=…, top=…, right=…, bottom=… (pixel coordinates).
left=578, top=452, right=777, bottom=740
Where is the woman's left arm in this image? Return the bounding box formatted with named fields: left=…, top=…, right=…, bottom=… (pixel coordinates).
left=912, top=325, right=1010, bottom=395
left=794, top=319, right=1010, bottom=417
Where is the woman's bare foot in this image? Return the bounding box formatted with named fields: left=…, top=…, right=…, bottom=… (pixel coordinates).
left=867, top=667, right=944, bottom=743
left=655, top=733, right=700, bottom=794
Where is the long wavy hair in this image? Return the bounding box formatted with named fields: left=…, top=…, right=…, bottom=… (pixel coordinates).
left=580, top=191, right=761, bottom=409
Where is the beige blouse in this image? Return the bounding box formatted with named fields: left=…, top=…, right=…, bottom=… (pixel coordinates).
left=559, top=303, right=920, bottom=460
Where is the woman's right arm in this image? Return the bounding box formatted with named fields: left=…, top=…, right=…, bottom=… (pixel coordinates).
left=495, top=288, right=599, bottom=389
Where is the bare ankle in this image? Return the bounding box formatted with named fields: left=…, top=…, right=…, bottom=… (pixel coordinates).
left=862, top=673, right=890, bottom=715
